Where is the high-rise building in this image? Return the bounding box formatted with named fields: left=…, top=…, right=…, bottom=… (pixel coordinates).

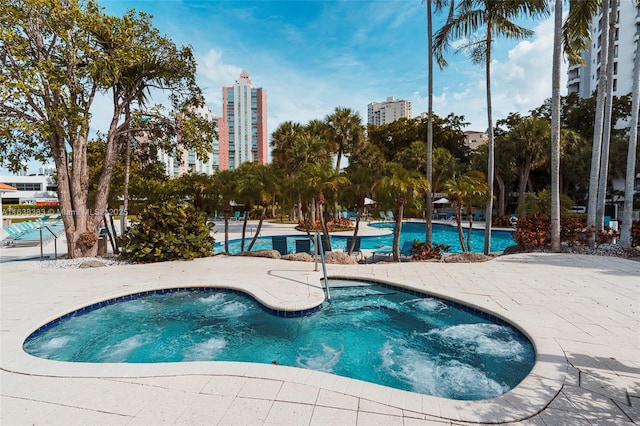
left=156, top=104, right=223, bottom=177
left=367, top=97, right=412, bottom=126
left=222, top=71, right=268, bottom=169
left=566, top=1, right=638, bottom=100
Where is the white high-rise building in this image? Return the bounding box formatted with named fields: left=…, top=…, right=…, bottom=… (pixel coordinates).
left=567, top=1, right=638, bottom=100
left=367, top=97, right=412, bottom=126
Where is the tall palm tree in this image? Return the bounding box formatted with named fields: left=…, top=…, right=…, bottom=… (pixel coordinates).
left=595, top=0, right=619, bottom=234
left=425, top=0, right=453, bottom=246
left=586, top=0, right=610, bottom=244
left=433, top=0, right=549, bottom=255
left=620, top=9, right=640, bottom=248
left=549, top=0, right=563, bottom=252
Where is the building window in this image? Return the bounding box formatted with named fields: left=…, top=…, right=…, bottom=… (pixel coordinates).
left=613, top=62, right=618, bottom=75
left=613, top=79, right=617, bottom=92
left=613, top=45, right=618, bottom=58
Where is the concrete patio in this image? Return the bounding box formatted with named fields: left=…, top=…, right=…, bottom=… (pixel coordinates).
left=1, top=221, right=639, bottom=425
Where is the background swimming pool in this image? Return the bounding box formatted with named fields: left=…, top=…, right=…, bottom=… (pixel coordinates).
left=24, top=281, right=535, bottom=400
left=215, top=221, right=515, bottom=254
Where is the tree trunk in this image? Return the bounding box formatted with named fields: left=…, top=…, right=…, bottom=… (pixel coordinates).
left=392, top=205, right=403, bottom=262
left=349, top=205, right=365, bottom=253
left=587, top=0, right=610, bottom=245
left=620, top=17, right=640, bottom=248
left=496, top=174, right=506, bottom=217
left=550, top=0, right=563, bottom=252
left=247, top=205, right=267, bottom=251
left=516, top=159, right=532, bottom=209
left=465, top=206, right=475, bottom=252
left=483, top=25, right=494, bottom=255
left=425, top=0, right=434, bottom=247
left=454, top=202, right=466, bottom=252
left=595, top=0, right=618, bottom=232
left=240, top=205, right=250, bottom=252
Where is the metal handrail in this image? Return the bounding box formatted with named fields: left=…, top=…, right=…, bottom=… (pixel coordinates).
left=315, top=230, right=330, bottom=301
left=39, top=225, right=58, bottom=260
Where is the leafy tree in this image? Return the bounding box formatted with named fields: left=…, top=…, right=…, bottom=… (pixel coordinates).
left=497, top=114, right=550, bottom=209
left=434, top=0, right=549, bottom=255
left=0, top=0, right=215, bottom=258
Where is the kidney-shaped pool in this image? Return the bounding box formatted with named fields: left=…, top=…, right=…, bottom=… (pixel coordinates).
left=23, top=279, right=535, bottom=401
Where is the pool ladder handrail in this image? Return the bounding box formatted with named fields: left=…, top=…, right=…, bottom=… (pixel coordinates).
left=314, top=231, right=330, bottom=301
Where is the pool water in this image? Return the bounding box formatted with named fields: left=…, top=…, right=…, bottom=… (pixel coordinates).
left=215, top=222, right=514, bottom=254
left=24, top=281, right=535, bottom=400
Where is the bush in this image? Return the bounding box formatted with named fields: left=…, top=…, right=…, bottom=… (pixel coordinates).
left=632, top=221, right=640, bottom=247
left=513, top=213, right=550, bottom=248
left=411, top=241, right=450, bottom=260
left=119, top=203, right=214, bottom=263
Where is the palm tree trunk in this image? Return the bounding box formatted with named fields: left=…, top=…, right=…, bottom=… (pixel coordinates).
left=595, top=0, right=618, bottom=232
left=466, top=207, right=474, bottom=252
left=587, top=0, right=610, bottom=245
left=550, top=0, right=562, bottom=252
left=240, top=206, right=250, bottom=252
left=247, top=205, right=267, bottom=251
left=349, top=205, right=365, bottom=253
left=483, top=26, right=495, bottom=255
left=496, top=174, right=506, bottom=217
left=454, top=203, right=465, bottom=252
left=425, top=0, right=434, bottom=247
left=620, top=25, right=640, bottom=248
left=393, top=206, right=403, bottom=262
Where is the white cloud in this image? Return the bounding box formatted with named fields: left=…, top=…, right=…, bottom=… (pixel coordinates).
left=432, top=15, right=567, bottom=131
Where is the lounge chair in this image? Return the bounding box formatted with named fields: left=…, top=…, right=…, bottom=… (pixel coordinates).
left=272, top=236, right=289, bottom=255
left=387, top=211, right=394, bottom=221
left=232, top=211, right=240, bottom=221
left=295, top=239, right=312, bottom=254
left=379, top=211, right=387, bottom=221
left=345, top=236, right=363, bottom=260
left=400, top=241, right=415, bottom=258
left=3, top=225, right=23, bottom=239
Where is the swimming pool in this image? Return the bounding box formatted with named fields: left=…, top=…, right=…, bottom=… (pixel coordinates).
left=215, top=221, right=514, bottom=254
left=23, top=280, right=535, bottom=401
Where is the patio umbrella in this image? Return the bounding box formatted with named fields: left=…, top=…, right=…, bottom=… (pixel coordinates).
left=433, top=198, right=450, bottom=204
left=364, top=197, right=376, bottom=205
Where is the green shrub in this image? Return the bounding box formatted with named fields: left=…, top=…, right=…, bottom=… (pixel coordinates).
left=118, top=202, right=214, bottom=263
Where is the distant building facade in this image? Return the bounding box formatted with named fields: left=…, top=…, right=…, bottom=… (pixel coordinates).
left=0, top=168, right=57, bottom=205
left=222, top=71, right=268, bottom=169
left=463, top=130, right=488, bottom=151
left=566, top=1, right=638, bottom=100
left=367, top=97, right=412, bottom=126
left=156, top=104, right=224, bottom=177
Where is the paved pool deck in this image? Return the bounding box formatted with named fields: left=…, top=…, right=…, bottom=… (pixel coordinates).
left=1, top=220, right=639, bottom=425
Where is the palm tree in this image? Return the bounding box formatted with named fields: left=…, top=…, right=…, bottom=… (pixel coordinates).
left=325, top=107, right=365, bottom=219
left=433, top=0, right=549, bottom=255
left=376, top=163, right=429, bottom=261
left=586, top=0, right=611, bottom=244
left=595, top=0, right=619, bottom=235
left=237, top=163, right=277, bottom=251
left=549, top=0, right=563, bottom=252
left=212, top=169, right=237, bottom=254
left=341, top=165, right=380, bottom=254
left=425, top=0, right=453, bottom=246
left=620, top=12, right=640, bottom=248
left=443, top=171, right=488, bottom=252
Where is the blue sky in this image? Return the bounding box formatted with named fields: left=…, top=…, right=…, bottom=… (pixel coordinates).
left=8, top=0, right=567, bottom=174
left=99, top=0, right=565, bottom=131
